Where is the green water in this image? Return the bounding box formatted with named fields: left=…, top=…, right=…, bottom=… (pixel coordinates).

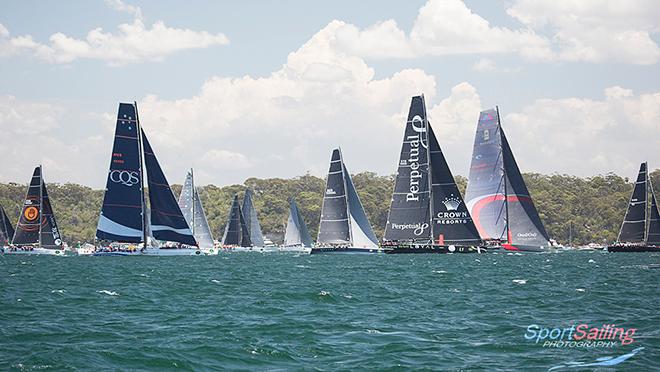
left=1, top=251, right=658, bottom=370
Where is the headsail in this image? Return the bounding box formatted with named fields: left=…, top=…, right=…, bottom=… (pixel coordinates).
left=40, top=181, right=63, bottom=248
left=384, top=96, right=432, bottom=242
left=178, top=169, right=215, bottom=249
left=318, top=149, right=351, bottom=245
left=618, top=162, right=648, bottom=243
left=242, top=189, right=265, bottom=246
left=344, top=166, right=379, bottom=247
left=0, top=205, right=15, bottom=245
left=96, top=103, right=144, bottom=243
left=141, top=130, right=196, bottom=246
left=222, top=194, right=252, bottom=247
left=284, top=198, right=313, bottom=247
left=647, top=179, right=660, bottom=245
left=428, top=123, right=481, bottom=245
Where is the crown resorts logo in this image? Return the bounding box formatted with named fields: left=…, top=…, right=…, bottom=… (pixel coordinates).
left=442, top=196, right=462, bottom=211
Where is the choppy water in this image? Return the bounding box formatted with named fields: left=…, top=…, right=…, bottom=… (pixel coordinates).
left=1, top=251, right=658, bottom=371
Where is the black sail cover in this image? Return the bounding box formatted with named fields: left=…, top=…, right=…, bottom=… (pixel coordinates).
left=12, top=167, right=43, bottom=246
left=284, top=198, right=313, bottom=247
left=96, top=103, right=144, bottom=243
left=221, top=195, right=252, bottom=246
left=141, top=130, right=196, bottom=246
left=647, top=181, right=660, bottom=245
left=242, top=189, right=265, bottom=246
left=618, top=163, right=648, bottom=243
left=317, top=149, right=351, bottom=244
left=0, top=205, right=15, bottom=245
left=384, top=96, right=432, bottom=242
left=465, top=109, right=549, bottom=247
left=428, top=124, right=482, bottom=245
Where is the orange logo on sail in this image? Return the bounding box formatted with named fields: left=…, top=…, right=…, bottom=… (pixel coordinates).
left=24, top=206, right=39, bottom=221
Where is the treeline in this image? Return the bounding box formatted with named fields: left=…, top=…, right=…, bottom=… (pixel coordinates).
left=1, top=170, right=658, bottom=245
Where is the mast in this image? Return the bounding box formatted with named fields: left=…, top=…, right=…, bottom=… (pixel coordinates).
left=38, top=164, right=43, bottom=248
left=190, top=168, right=195, bottom=236
left=496, top=106, right=511, bottom=244
left=135, top=101, right=148, bottom=248
left=338, top=147, right=353, bottom=245
left=422, top=95, right=434, bottom=245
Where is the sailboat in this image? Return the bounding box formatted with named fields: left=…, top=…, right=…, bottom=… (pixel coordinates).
left=242, top=189, right=271, bottom=251
left=0, top=205, right=15, bottom=248
left=95, top=102, right=200, bottom=256
left=310, top=148, right=381, bottom=254
left=383, top=95, right=482, bottom=254
left=464, top=107, right=551, bottom=252
left=178, top=169, right=217, bottom=255
left=4, top=166, right=65, bottom=255
left=280, top=198, right=313, bottom=252
left=221, top=194, right=252, bottom=250
left=608, top=162, right=660, bottom=252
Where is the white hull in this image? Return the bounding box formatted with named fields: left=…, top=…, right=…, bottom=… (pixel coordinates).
left=279, top=246, right=312, bottom=253
left=142, top=247, right=203, bottom=256
left=2, top=247, right=66, bottom=256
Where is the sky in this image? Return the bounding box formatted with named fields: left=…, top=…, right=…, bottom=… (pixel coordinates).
left=0, top=0, right=659, bottom=188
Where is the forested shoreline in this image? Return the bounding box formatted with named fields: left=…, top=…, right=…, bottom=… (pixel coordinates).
left=1, top=169, right=658, bottom=245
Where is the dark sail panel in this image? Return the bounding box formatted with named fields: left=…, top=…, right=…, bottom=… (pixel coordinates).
left=96, top=103, right=144, bottom=243
left=465, top=109, right=507, bottom=241
left=500, top=129, right=550, bottom=246
left=317, top=149, right=351, bottom=244
left=142, top=130, right=196, bottom=246
left=344, top=167, right=379, bottom=247
left=647, top=182, right=660, bottom=245
left=39, top=181, right=63, bottom=248
left=0, top=205, right=15, bottom=245
left=12, top=167, right=42, bottom=246
left=239, top=208, right=252, bottom=247
left=384, top=95, right=432, bottom=242
left=618, top=163, right=647, bottom=243
left=428, top=124, right=481, bottom=245
left=222, top=195, right=251, bottom=246
left=242, top=189, right=265, bottom=246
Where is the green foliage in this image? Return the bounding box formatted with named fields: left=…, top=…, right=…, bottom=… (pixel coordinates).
left=2, top=169, right=658, bottom=245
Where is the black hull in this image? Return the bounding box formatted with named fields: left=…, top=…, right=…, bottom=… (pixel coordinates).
left=384, top=244, right=482, bottom=254
left=310, top=247, right=384, bottom=255
left=607, top=245, right=660, bottom=253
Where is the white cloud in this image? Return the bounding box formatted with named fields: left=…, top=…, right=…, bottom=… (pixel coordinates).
left=0, top=19, right=229, bottom=65
left=472, top=58, right=496, bottom=72
left=201, top=150, right=253, bottom=171
left=104, top=0, right=142, bottom=20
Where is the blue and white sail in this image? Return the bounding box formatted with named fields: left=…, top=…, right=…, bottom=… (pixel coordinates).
left=142, top=130, right=197, bottom=246
left=284, top=198, right=313, bottom=247
left=178, top=169, right=215, bottom=249
left=96, top=103, right=145, bottom=243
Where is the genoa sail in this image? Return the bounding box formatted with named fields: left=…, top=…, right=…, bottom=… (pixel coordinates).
left=344, top=166, right=379, bottom=248
left=428, top=123, right=481, bottom=245
left=618, top=162, right=648, bottom=243
left=178, top=169, right=215, bottom=249
left=317, top=149, right=351, bottom=245
left=284, top=198, right=313, bottom=247
left=0, top=205, right=15, bottom=245
left=383, top=95, right=432, bottom=242
left=242, top=189, right=265, bottom=246
left=647, top=180, right=660, bottom=245
left=96, top=103, right=144, bottom=243
left=222, top=194, right=252, bottom=247
left=141, top=130, right=196, bottom=246
left=39, top=181, right=63, bottom=248
left=465, top=108, right=549, bottom=248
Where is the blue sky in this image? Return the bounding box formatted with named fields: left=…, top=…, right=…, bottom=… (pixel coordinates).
left=1, top=0, right=659, bottom=187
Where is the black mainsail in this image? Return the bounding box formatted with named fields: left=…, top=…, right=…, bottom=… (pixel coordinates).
left=617, top=162, right=648, bottom=243
left=284, top=198, right=313, bottom=247
left=242, top=189, right=265, bottom=246
left=647, top=181, right=660, bottom=245
left=141, top=130, right=196, bottom=246
left=384, top=96, right=432, bottom=242
left=12, top=166, right=62, bottom=248
left=96, top=103, right=144, bottom=243
left=222, top=194, right=252, bottom=247
left=0, top=205, right=15, bottom=246
left=317, top=148, right=378, bottom=248
left=465, top=107, right=550, bottom=251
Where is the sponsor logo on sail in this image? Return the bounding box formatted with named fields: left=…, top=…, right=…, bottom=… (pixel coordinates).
left=517, top=232, right=538, bottom=239
left=109, top=170, right=140, bottom=187
left=326, top=188, right=337, bottom=195
left=24, top=206, right=39, bottom=221
left=391, top=222, right=429, bottom=236
left=406, top=115, right=427, bottom=202
left=441, top=196, right=461, bottom=211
